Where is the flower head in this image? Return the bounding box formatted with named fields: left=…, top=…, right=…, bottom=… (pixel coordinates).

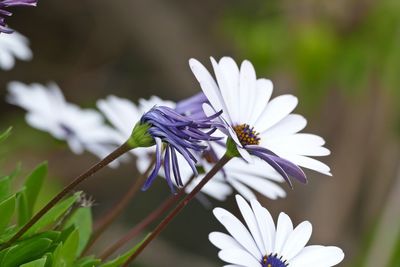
left=0, top=0, right=37, bottom=33
left=210, top=195, right=344, bottom=267
left=0, top=31, right=32, bottom=70
left=137, top=105, right=222, bottom=191
left=6, top=81, right=120, bottom=157
left=189, top=57, right=331, bottom=187
left=97, top=95, right=233, bottom=199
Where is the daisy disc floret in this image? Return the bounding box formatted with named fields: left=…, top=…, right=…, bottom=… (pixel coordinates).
left=189, top=57, right=331, bottom=187
left=209, top=195, right=345, bottom=267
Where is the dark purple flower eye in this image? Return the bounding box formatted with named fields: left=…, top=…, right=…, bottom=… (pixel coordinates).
left=138, top=106, right=222, bottom=192
left=0, top=0, right=37, bottom=33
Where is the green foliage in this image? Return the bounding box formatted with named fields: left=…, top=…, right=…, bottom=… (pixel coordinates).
left=223, top=0, right=400, bottom=112
left=0, top=127, right=12, bottom=144
left=64, top=208, right=92, bottom=256
left=0, top=128, right=102, bottom=267
left=0, top=124, right=151, bottom=267
left=101, top=233, right=150, bottom=267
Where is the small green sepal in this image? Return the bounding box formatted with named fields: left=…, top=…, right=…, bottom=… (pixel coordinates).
left=127, top=122, right=155, bottom=149
left=225, top=137, right=241, bottom=158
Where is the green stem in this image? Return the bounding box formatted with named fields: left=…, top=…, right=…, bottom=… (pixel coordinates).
left=83, top=157, right=156, bottom=255
left=100, top=175, right=195, bottom=260
left=121, top=154, right=231, bottom=266
left=2, top=142, right=132, bottom=249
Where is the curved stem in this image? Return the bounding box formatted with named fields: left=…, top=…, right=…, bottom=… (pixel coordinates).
left=100, top=174, right=195, bottom=260
left=2, top=142, right=132, bottom=249
left=122, top=154, right=231, bottom=266
left=83, top=157, right=156, bottom=255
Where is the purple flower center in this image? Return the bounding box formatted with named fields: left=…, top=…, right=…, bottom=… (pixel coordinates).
left=233, top=124, right=260, bottom=146
left=261, top=254, right=288, bottom=267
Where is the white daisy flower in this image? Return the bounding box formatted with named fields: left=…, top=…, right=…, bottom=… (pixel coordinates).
left=189, top=57, right=331, bottom=187
left=97, top=95, right=232, bottom=200
left=6, top=81, right=120, bottom=157
left=210, top=194, right=345, bottom=267
left=0, top=31, right=32, bottom=70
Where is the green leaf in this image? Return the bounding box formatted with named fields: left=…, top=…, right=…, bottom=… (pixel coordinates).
left=20, top=257, right=47, bottom=267
left=0, top=176, right=12, bottom=203
left=24, top=192, right=81, bottom=237
left=101, top=233, right=150, bottom=267
left=64, top=207, right=92, bottom=256
left=56, top=229, right=79, bottom=266
left=75, top=256, right=101, bottom=267
left=0, top=238, right=53, bottom=267
left=0, top=127, right=12, bottom=144
left=24, top=162, right=47, bottom=217
left=17, top=189, right=30, bottom=226
left=0, top=195, right=15, bottom=233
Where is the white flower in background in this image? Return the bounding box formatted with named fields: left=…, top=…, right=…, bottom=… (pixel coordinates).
left=189, top=57, right=331, bottom=187
left=97, top=95, right=232, bottom=200
left=0, top=31, right=32, bottom=70
left=6, top=81, right=120, bottom=158
left=210, top=142, right=286, bottom=201
left=210, top=195, right=345, bottom=267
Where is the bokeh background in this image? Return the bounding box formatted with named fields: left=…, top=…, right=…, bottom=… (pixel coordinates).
left=1, top=0, right=400, bottom=266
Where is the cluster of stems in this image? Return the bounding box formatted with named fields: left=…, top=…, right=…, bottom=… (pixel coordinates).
left=0, top=137, right=232, bottom=266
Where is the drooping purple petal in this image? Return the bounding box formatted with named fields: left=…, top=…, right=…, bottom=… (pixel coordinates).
left=170, top=148, right=183, bottom=187
left=175, top=92, right=208, bottom=119
left=142, top=137, right=163, bottom=191
left=163, top=146, right=176, bottom=193
left=250, top=149, right=293, bottom=188
left=269, top=155, right=307, bottom=184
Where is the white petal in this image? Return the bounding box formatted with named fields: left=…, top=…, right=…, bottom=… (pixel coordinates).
left=250, top=199, right=276, bottom=253
left=281, top=221, right=312, bottom=260
left=0, top=49, right=15, bottom=70
left=226, top=158, right=284, bottom=183
left=209, top=232, right=243, bottom=250
left=211, top=57, right=240, bottom=123
left=260, top=114, right=307, bottom=138
left=238, top=60, right=257, bottom=123
left=218, top=249, right=261, bottom=267
left=290, top=245, right=344, bottom=267
left=229, top=179, right=257, bottom=201
left=235, top=195, right=266, bottom=253
left=213, top=208, right=262, bottom=259
left=248, top=79, right=273, bottom=126
left=189, top=58, right=232, bottom=124
left=232, top=174, right=286, bottom=200
left=262, top=133, right=330, bottom=157
left=282, top=154, right=331, bottom=175
left=254, top=95, right=298, bottom=133
left=238, top=147, right=253, bottom=163
left=274, top=212, right=294, bottom=255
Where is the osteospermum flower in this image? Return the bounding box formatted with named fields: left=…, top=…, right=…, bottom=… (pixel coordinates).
left=172, top=92, right=288, bottom=201
left=189, top=57, right=331, bottom=187
left=137, top=105, right=222, bottom=191
left=210, top=195, right=344, bottom=267
left=0, top=0, right=37, bottom=33
left=0, top=31, right=32, bottom=70
left=97, top=95, right=231, bottom=196
left=6, top=81, right=120, bottom=157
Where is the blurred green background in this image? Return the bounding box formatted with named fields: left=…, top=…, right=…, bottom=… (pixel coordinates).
left=1, top=0, right=400, bottom=266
